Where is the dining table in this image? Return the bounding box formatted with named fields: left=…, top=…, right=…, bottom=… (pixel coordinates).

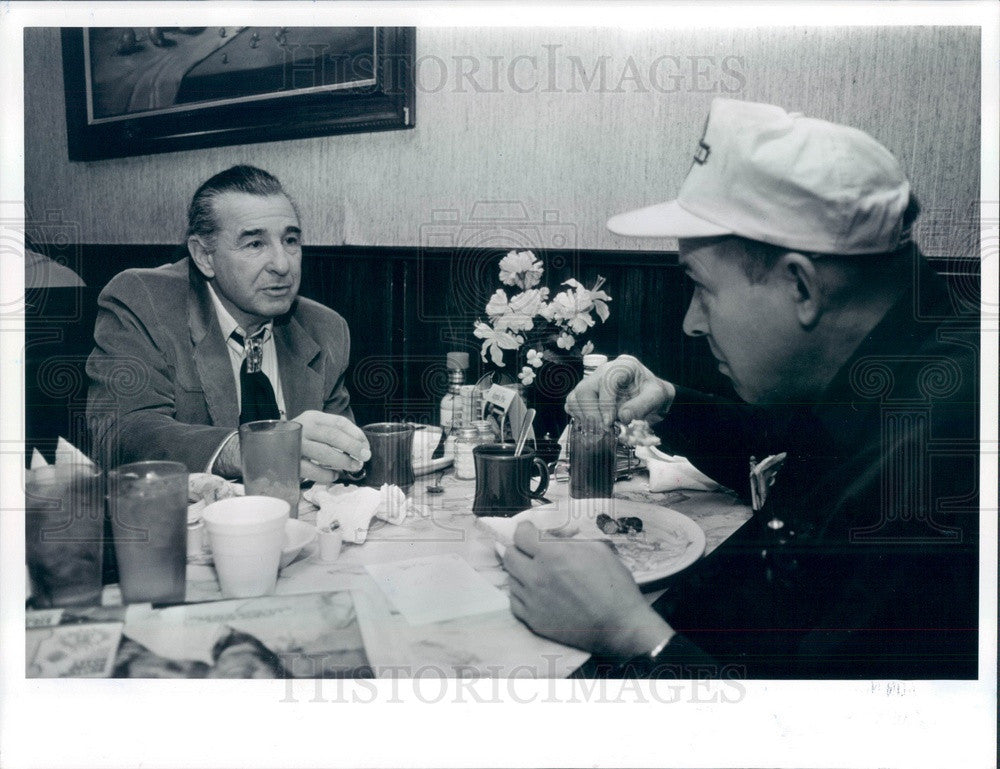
left=168, top=466, right=754, bottom=679
left=28, top=464, right=753, bottom=679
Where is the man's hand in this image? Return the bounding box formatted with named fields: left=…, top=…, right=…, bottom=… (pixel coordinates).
left=565, top=354, right=676, bottom=429
left=502, top=521, right=675, bottom=660
left=293, top=411, right=371, bottom=484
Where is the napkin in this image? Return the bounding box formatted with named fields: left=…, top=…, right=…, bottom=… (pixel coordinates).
left=30, top=448, right=47, bottom=470
left=307, top=483, right=419, bottom=544
left=28, top=437, right=96, bottom=470
left=636, top=446, right=722, bottom=492
left=55, top=436, right=96, bottom=469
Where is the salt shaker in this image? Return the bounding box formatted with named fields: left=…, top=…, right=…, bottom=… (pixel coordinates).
left=454, top=427, right=480, bottom=480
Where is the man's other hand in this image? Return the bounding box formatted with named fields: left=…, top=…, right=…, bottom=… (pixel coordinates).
left=293, top=410, right=371, bottom=483
left=502, top=521, right=675, bottom=660
left=565, top=354, right=676, bottom=429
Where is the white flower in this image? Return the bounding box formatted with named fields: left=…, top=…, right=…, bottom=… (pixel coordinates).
left=498, top=250, right=543, bottom=290
left=580, top=341, right=594, bottom=356
left=548, top=285, right=596, bottom=335
left=556, top=332, right=575, bottom=350
left=545, top=276, right=612, bottom=335
left=508, top=287, right=549, bottom=317
left=526, top=348, right=544, bottom=368
left=474, top=320, right=523, bottom=367
left=518, top=366, right=536, bottom=386
left=590, top=276, right=612, bottom=322
left=489, top=287, right=549, bottom=334
left=494, top=313, right=534, bottom=334
left=485, top=289, right=509, bottom=318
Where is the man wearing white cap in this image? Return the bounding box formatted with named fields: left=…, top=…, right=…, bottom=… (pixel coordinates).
left=503, top=99, right=978, bottom=678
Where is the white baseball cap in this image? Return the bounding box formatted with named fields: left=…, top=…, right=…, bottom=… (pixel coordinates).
left=607, top=99, right=913, bottom=255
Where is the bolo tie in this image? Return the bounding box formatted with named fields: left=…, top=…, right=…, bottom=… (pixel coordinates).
left=230, top=328, right=281, bottom=424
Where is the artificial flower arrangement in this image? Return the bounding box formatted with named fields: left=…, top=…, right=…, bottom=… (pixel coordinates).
left=473, top=250, right=612, bottom=386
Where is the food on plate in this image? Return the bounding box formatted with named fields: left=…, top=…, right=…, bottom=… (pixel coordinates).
left=595, top=514, right=645, bottom=535
left=619, top=516, right=643, bottom=534
left=604, top=524, right=693, bottom=575
left=596, top=513, right=620, bottom=535
left=187, top=473, right=242, bottom=519
left=618, top=419, right=661, bottom=448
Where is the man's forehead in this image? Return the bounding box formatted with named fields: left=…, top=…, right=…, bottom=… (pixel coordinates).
left=678, top=235, right=754, bottom=269
left=212, top=191, right=299, bottom=230
left=678, top=236, right=730, bottom=269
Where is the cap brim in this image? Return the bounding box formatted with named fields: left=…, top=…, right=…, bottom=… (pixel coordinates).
left=606, top=199, right=732, bottom=239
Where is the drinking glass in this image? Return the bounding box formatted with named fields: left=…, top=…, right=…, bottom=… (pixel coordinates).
left=568, top=419, right=617, bottom=500
left=108, top=461, right=188, bottom=604
left=362, top=423, right=415, bottom=491
left=26, top=464, right=105, bottom=608
left=240, top=420, right=303, bottom=519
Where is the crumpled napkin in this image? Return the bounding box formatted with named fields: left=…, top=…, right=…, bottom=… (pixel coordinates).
left=30, top=437, right=96, bottom=470
left=305, top=483, right=428, bottom=544
left=635, top=446, right=722, bottom=492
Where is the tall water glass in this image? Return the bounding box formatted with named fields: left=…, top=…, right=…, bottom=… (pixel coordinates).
left=240, top=420, right=303, bottom=519
left=26, top=464, right=105, bottom=608
left=108, top=461, right=188, bottom=604
left=568, top=419, right=617, bottom=517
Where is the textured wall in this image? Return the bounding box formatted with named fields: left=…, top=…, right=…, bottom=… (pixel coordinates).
left=24, top=26, right=980, bottom=257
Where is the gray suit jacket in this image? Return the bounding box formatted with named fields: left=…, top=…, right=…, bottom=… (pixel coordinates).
left=86, top=257, right=353, bottom=471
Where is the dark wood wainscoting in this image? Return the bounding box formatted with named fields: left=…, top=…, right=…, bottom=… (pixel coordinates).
left=25, top=244, right=980, bottom=452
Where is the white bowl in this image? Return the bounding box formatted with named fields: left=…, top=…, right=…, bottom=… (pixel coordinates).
left=280, top=518, right=317, bottom=570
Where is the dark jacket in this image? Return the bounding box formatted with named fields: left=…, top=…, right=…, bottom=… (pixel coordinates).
left=632, top=262, right=979, bottom=679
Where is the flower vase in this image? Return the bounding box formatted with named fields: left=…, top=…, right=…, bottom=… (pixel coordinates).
left=530, top=348, right=583, bottom=441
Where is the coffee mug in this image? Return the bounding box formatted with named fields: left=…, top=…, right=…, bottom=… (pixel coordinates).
left=472, top=444, right=550, bottom=517
left=362, top=422, right=415, bottom=491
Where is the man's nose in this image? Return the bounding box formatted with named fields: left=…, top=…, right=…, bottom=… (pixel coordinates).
left=265, top=242, right=291, bottom=274
left=682, top=296, right=707, bottom=337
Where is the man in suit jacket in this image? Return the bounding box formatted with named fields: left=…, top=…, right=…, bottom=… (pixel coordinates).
left=86, top=165, right=370, bottom=482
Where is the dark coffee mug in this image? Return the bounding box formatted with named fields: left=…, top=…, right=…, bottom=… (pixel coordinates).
left=362, top=423, right=415, bottom=491
left=472, top=444, right=550, bottom=517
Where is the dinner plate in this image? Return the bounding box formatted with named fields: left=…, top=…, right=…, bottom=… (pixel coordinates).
left=480, top=499, right=706, bottom=585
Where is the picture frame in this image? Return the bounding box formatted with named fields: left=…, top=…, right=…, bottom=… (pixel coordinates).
left=60, top=26, right=415, bottom=161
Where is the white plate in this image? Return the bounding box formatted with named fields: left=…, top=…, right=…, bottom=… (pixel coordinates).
left=481, top=499, right=706, bottom=585
left=412, top=456, right=453, bottom=476
left=280, top=518, right=317, bottom=570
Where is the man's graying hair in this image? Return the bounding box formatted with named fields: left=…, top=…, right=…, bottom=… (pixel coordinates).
left=186, top=165, right=297, bottom=250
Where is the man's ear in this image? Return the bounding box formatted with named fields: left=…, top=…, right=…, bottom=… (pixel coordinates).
left=187, top=235, right=215, bottom=279
left=779, top=252, right=822, bottom=328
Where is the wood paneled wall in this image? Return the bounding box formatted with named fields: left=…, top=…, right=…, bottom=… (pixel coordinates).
left=27, top=244, right=976, bottom=452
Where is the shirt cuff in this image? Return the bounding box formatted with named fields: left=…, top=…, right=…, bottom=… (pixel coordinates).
left=205, top=430, right=239, bottom=476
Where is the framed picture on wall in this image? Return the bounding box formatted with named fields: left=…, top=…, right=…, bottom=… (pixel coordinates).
left=60, top=26, right=415, bottom=161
